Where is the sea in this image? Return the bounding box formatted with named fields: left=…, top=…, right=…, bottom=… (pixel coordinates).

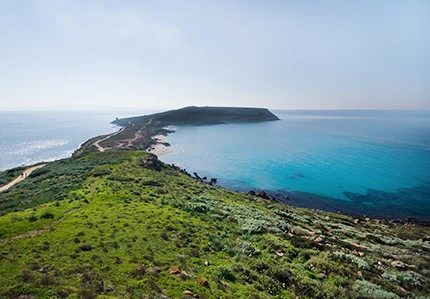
left=0, top=110, right=138, bottom=171
left=160, top=110, right=430, bottom=220
left=1, top=110, right=429, bottom=220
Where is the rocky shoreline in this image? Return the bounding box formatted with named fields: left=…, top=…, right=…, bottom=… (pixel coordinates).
left=74, top=106, right=429, bottom=225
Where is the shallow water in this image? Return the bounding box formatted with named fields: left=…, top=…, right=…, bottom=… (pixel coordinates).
left=161, top=110, right=430, bottom=219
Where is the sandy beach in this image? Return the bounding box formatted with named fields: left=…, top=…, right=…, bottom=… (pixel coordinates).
left=146, top=134, right=173, bottom=158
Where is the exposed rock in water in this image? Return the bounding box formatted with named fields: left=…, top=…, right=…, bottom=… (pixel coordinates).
left=256, top=190, right=269, bottom=199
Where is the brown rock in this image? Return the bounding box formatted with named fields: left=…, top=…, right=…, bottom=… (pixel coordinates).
left=169, top=266, right=181, bottom=275
left=197, top=277, right=209, bottom=287
left=183, top=290, right=193, bottom=295
left=422, top=236, right=430, bottom=243
left=391, top=260, right=407, bottom=269
left=179, top=270, right=191, bottom=279
left=354, top=219, right=359, bottom=224
left=314, top=237, right=324, bottom=243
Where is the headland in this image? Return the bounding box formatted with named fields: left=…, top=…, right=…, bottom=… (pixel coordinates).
left=73, top=106, right=279, bottom=157
left=0, top=107, right=429, bottom=298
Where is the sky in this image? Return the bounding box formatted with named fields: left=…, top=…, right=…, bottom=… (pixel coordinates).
left=0, top=0, right=429, bottom=111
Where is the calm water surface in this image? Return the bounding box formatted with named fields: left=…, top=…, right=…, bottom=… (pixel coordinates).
left=161, top=110, right=430, bottom=219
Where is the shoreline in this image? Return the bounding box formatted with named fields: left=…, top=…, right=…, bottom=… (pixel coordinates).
left=2, top=134, right=429, bottom=225
left=146, top=134, right=173, bottom=158
left=141, top=128, right=430, bottom=224
left=2, top=106, right=428, bottom=225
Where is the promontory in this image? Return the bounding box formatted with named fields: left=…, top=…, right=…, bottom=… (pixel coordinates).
left=74, top=106, right=279, bottom=156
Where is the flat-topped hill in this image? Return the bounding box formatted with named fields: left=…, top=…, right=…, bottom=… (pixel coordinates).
left=74, top=106, right=279, bottom=157
left=112, top=106, right=279, bottom=127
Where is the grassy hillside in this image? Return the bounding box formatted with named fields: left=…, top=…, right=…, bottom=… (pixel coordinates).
left=0, top=151, right=429, bottom=298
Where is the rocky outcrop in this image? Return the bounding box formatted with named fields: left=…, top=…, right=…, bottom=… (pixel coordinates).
left=138, top=155, right=163, bottom=171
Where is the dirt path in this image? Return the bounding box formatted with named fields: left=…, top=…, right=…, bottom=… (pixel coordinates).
left=91, top=128, right=124, bottom=152
left=0, top=164, right=46, bottom=192
left=120, top=118, right=154, bottom=149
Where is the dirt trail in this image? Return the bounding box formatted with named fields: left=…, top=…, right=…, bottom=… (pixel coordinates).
left=0, top=164, right=46, bottom=192
left=120, top=118, right=154, bottom=149
left=91, top=128, right=124, bottom=152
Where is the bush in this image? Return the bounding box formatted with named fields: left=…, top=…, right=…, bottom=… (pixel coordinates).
left=28, top=214, right=38, bottom=222
left=79, top=244, right=93, bottom=251
left=21, top=270, right=34, bottom=283
left=217, top=265, right=236, bottom=282
left=78, top=289, right=97, bottom=299
left=41, top=211, right=54, bottom=219
left=352, top=280, right=400, bottom=299
left=39, top=274, right=56, bottom=285
left=238, top=241, right=261, bottom=257
left=398, top=271, right=426, bottom=290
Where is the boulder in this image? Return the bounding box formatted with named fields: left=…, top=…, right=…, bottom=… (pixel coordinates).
left=391, top=260, right=407, bottom=269
left=197, top=277, right=209, bottom=287
left=169, top=265, right=181, bottom=275
left=256, top=190, right=269, bottom=199
left=139, top=155, right=162, bottom=171
left=314, top=237, right=324, bottom=243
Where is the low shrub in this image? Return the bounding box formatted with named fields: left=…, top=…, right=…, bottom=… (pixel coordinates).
left=28, top=214, right=38, bottom=222
left=217, top=265, right=236, bottom=282
left=41, top=211, right=54, bottom=219
left=352, top=280, right=400, bottom=299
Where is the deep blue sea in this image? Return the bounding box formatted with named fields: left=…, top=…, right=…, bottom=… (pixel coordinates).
left=161, top=110, right=430, bottom=220
left=0, top=110, right=137, bottom=171
left=1, top=110, right=429, bottom=220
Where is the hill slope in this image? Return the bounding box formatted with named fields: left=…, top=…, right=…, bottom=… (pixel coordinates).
left=0, top=151, right=429, bottom=298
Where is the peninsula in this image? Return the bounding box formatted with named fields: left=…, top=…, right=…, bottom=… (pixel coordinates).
left=1, top=107, right=429, bottom=298
left=74, top=106, right=279, bottom=157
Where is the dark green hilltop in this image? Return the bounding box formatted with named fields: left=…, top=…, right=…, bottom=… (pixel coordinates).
left=0, top=107, right=429, bottom=298
left=111, top=106, right=280, bottom=127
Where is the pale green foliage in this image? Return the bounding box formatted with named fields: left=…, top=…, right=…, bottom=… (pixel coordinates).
left=332, top=252, right=370, bottom=270
left=352, top=280, right=400, bottom=299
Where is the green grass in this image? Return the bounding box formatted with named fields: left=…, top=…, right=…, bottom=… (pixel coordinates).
left=0, top=150, right=429, bottom=298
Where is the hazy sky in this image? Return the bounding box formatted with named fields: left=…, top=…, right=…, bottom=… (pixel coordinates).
left=0, top=0, right=429, bottom=110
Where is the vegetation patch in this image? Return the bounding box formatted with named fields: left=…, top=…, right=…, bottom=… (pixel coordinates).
left=0, top=150, right=428, bottom=298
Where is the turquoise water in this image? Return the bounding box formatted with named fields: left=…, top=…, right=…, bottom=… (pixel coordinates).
left=161, top=110, right=430, bottom=220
